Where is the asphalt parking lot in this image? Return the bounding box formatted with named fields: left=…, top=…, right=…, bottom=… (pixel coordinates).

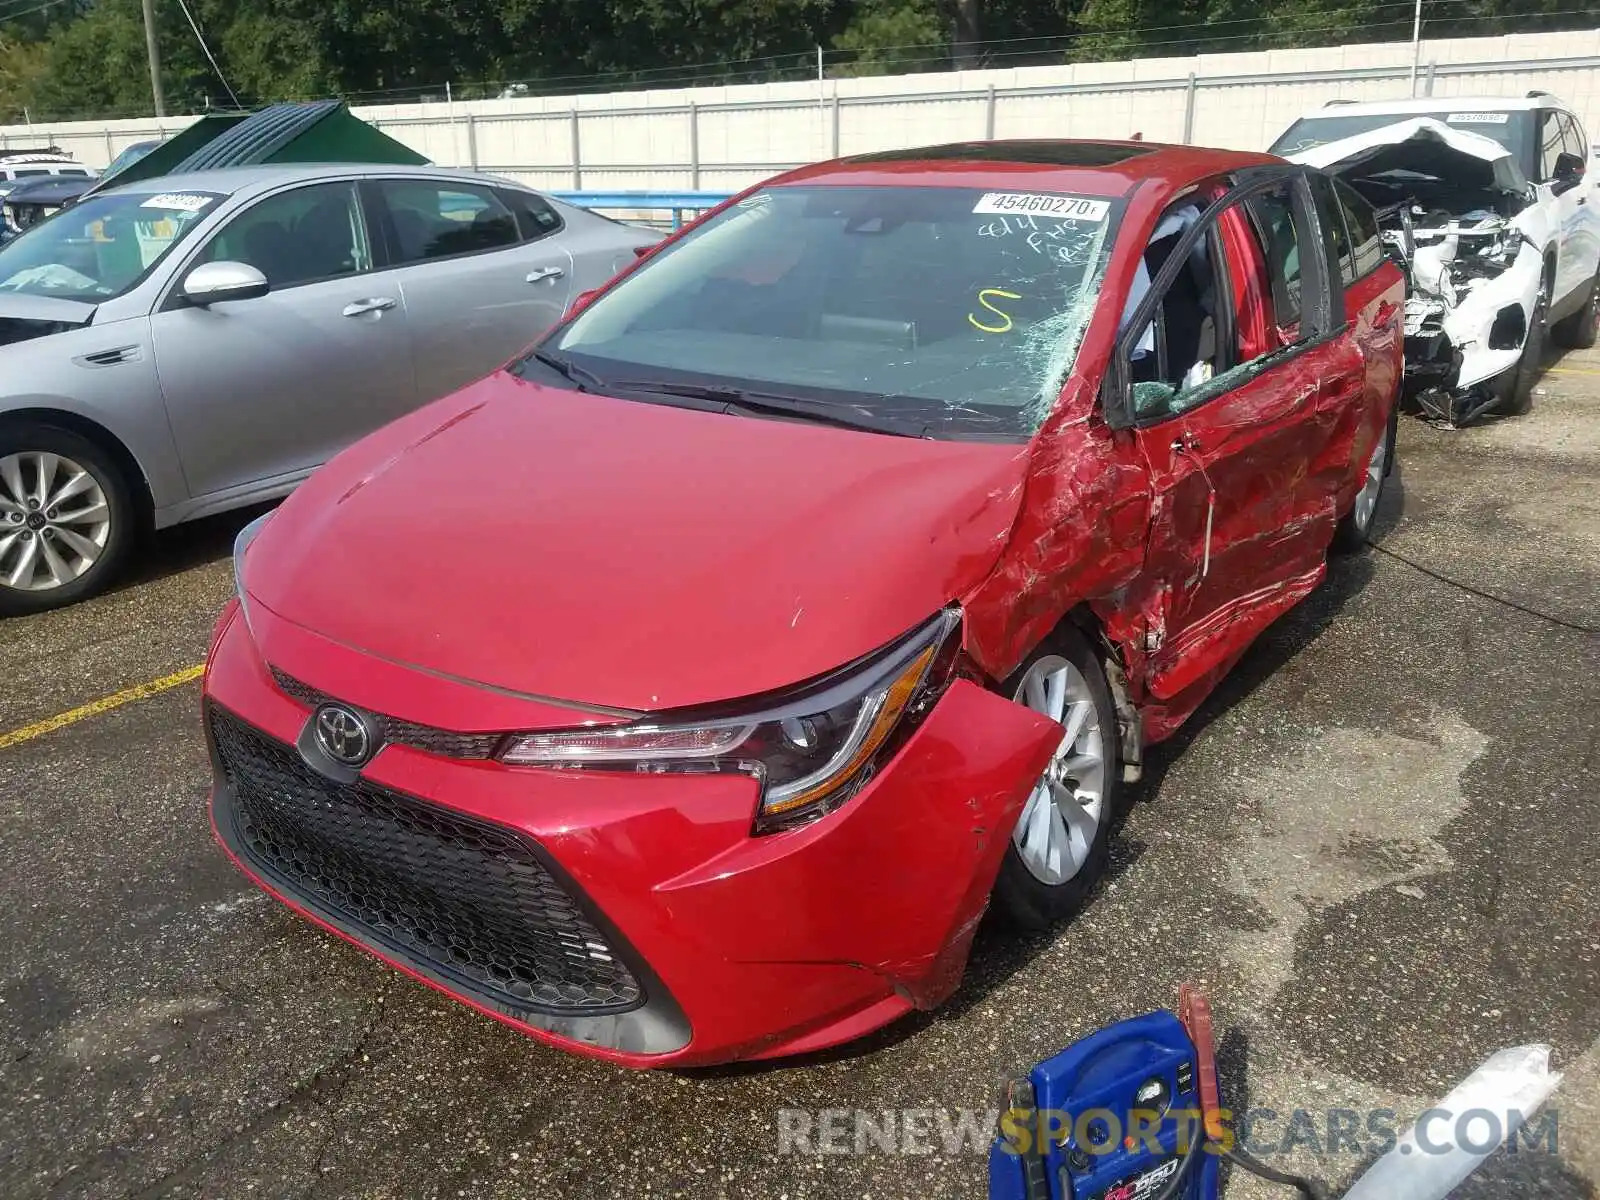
left=2, top=349, right=1597, bottom=1200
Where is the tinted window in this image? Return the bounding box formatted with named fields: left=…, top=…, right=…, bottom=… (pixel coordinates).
left=1245, top=184, right=1301, bottom=326
left=545, top=185, right=1124, bottom=439
left=1334, top=180, right=1384, bottom=278
left=502, top=189, right=564, bottom=241
left=15, top=169, right=48, bottom=178
left=379, top=180, right=519, bottom=264
left=200, top=182, right=371, bottom=289
left=59, top=169, right=89, bottom=177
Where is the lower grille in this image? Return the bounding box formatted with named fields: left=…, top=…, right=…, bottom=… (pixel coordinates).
left=209, top=705, right=643, bottom=1017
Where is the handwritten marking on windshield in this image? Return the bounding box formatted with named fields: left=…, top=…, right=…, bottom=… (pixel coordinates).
left=968, top=289, right=1022, bottom=334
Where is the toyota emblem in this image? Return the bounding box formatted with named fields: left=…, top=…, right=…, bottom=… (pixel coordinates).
left=313, top=704, right=375, bottom=767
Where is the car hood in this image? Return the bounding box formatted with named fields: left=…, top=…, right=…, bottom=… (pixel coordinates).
left=247, top=374, right=1031, bottom=713
left=0, top=292, right=96, bottom=347
left=1289, top=117, right=1529, bottom=195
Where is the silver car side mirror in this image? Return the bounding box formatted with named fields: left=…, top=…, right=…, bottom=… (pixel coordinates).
left=182, top=261, right=269, bottom=306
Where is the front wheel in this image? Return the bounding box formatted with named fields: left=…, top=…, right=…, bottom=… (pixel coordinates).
left=992, top=626, right=1122, bottom=930
left=0, top=423, right=135, bottom=616
left=1498, top=279, right=1549, bottom=416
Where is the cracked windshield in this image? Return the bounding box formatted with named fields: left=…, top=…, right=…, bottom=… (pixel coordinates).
left=0, top=190, right=221, bottom=301
left=545, top=184, right=1125, bottom=439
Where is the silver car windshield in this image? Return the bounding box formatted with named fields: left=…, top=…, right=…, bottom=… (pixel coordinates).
left=0, top=189, right=222, bottom=301
left=548, top=184, right=1125, bottom=439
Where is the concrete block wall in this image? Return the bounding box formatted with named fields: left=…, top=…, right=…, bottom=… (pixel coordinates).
left=1, top=28, right=1596, bottom=195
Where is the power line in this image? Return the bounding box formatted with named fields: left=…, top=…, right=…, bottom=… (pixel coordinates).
left=0, top=0, right=75, bottom=22
left=173, top=0, right=239, bottom=108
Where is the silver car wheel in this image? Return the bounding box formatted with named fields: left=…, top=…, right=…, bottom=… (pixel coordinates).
left=1010, top=654, right=1107, bottom=886
left=1353, top=423, right=1388, bottom=532
left=0, top=451, right=112, bottom=592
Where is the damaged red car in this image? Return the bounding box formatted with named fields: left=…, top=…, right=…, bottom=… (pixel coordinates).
left=206, top=140, right=1401, bottom=1067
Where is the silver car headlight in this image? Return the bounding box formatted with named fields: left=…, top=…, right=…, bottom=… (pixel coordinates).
left=501, top=609, right=962, bottom=832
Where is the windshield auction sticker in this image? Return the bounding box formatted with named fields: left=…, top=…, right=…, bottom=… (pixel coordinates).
left=141, top=193, right=215, bottom=212
left=1447, top=112, right=1510, bottom=124
left=973, top=193, right=1109, bottom=221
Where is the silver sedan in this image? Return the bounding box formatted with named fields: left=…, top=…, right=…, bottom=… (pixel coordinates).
left=0, top=163, right=661, bottom=613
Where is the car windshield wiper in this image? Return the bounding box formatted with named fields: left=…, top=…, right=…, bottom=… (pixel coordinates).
left=527, top=348, right=606, bottom=393
left=608, top=379, right=928, bottom=438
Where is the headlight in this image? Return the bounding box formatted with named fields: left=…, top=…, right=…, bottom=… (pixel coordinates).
left=501, top=609, right=962, bottom=832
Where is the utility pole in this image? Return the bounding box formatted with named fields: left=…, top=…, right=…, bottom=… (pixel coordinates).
left=141, top=0, right=166, bottom=117
left=1408, top=0, right=1423, bottom=98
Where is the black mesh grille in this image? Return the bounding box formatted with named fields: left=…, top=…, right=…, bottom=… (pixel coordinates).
left=209, top=705, right=643, bottom=1016
left=269, top=667, right=502, bottom=760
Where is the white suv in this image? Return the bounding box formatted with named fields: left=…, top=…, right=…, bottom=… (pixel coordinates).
left=0, top=149, right=93, bottom=198
left=1270, top=93, right=1600, bottom=424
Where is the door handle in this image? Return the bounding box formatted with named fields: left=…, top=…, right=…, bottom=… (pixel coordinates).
left=343, top=297, right=396, bottom=317
left=526, top=266, right=566, bottom=284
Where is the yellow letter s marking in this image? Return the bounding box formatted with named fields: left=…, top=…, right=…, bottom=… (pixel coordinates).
left=968, top=288, right=1022, bottom=334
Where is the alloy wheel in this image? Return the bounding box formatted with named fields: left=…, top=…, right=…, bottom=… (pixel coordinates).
left=1010, top=654, right=1107, bottom=885
left=0, top=451, right=113, bottom=592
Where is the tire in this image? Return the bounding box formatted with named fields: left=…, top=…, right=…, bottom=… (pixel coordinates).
left=0, top=421, right=136, bottom=616
left=992, top=625, right=1123, bottom=931
left=1498, top=276, right=1550, bottom=417
left=1551, top=270, right=1599, bottom=350
left=1330, top=404, right=1396, bottom=555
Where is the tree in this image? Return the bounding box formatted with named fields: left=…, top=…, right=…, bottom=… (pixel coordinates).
left=833, top=0, right=944, bottom=75
left=0, top=33, right=46, bottom=123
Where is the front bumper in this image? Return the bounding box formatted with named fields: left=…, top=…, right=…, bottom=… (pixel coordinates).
left=204, top=600, right=1059, bottom=1067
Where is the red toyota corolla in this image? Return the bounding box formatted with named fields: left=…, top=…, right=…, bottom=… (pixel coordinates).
left=206, top=140, right=1401, bottom=1067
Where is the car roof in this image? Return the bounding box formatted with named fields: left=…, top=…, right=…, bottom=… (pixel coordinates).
left=771, top=139, right=1280, bottom=198
left=95, top=161, right=532, bottom=198
left=1286, top=94, right=1570, bottom=122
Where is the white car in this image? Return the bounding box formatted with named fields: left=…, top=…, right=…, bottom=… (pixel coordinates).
left=0, top=149, right=94, bottom=200
left=1271, top=93, right=1600, bottom=424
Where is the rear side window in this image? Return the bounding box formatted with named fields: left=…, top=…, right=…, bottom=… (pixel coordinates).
left=15, top=169, right=48, bottom=178
left=1333, top=180, right=1384, bottom=279
left=59, top=168, right=89, bottom=177
left=1559, top=114, right=1587, bottom=164
left=1312, top=176, right=1354, bottom=285
left=501, top=189, right=564, bottom=242
left=376, top=180, right=520, bottom=264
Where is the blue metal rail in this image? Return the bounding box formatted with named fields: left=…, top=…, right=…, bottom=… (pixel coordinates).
left=553, top=190, right=732, bottom=229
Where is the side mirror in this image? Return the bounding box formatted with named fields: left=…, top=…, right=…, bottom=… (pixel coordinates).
left=182, top=260, right=269, bottom=306
left=1551, top=151, right=1586, bottom=196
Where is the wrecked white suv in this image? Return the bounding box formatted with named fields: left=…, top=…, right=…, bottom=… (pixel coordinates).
left=1271, top=94, right=1600, bottom=425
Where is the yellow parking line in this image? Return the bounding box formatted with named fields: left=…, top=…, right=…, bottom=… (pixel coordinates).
left=0, top=664, right=205, bottom=751
left=1545, top=367, right=1600, bottom=376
